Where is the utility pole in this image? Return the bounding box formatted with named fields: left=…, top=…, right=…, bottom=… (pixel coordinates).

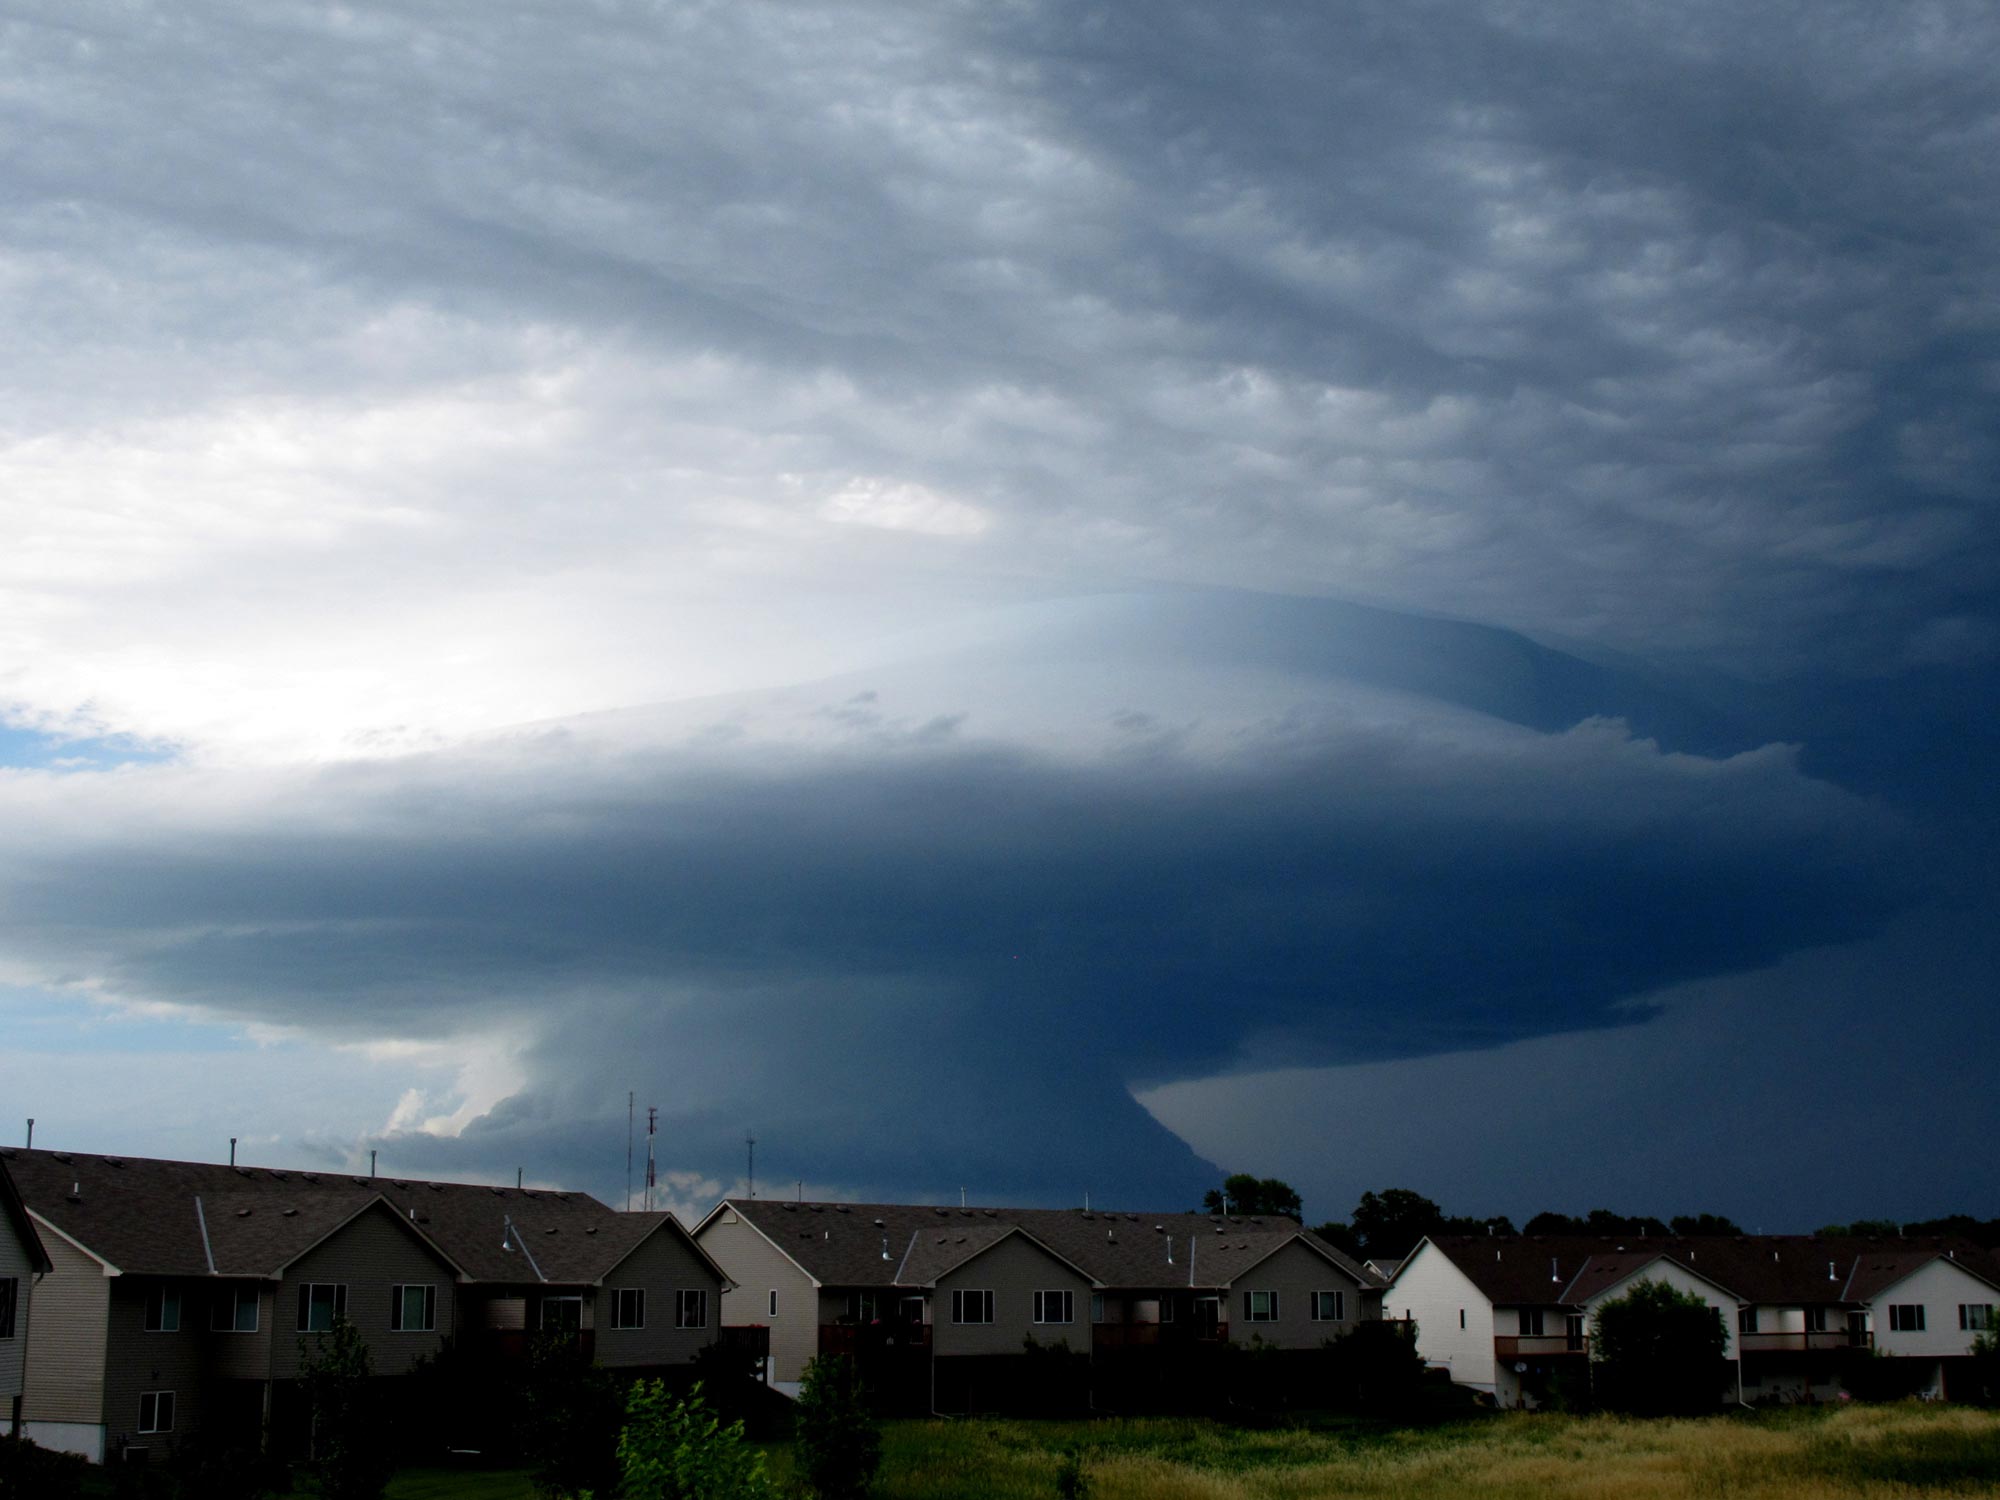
left=626, top=1092, right=634, bottom=1213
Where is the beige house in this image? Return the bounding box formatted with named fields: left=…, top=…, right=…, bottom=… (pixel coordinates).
left=1, top=1156, right=53, bottom=1437
left=694, top=1198, right=1381, bottom=1409
left=3, top=1146, right=729, bottom=1462
left=1388, top=1232, right=2000, bottom=1408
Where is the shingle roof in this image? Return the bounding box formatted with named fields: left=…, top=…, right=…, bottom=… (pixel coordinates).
left=0, top=1156, right=51, bottom=1275
left=1407, top=1234, right=2000, bottom=1308
left=1, top=1147, right=722, bottom=1288
left=705, top=1199, right=1379, bottom=1291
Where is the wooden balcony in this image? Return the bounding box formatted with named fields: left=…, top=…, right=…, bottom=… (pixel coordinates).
left=819, top=1321, right=931, bottom=1360
left=1092, top=1321, right=1229, bottom=1351
left=1493, top=1334, right=1585, bottom=1358
left=1738, top=1330, right=1873, bottom=1353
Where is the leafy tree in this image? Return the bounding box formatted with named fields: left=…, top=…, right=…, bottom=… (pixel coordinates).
left=792, top=1355, right=881, bottom=1500
left=521, top=1331, right=623, bottom=1500
left=1310, top=1219, right=1363, bottom=1256
left=1201, top=1174, right=1303, bottom=1220
left=1524, top=1208, right=1667, bottom=1237
left=1350, top=1189, right=1442, bottom=1259
left=1969, top=1319, right=2000, bottom=1407
left=1668, top=1213, right=1743, bottom=1236
left=1815, top=1219, right=1901, bottom=1238
left=616, top=1379, right=772, bottom=1500
left=1589, top=1279, right=1729, bottom=1416
left=298, top=1319, right=395, bottom=1500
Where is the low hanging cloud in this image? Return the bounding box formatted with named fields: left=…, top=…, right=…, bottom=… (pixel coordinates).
left=0, top=598, right=1915, bottom=1202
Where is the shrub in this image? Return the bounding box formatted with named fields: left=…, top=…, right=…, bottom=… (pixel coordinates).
left=1590, top=1279, right=1729, bottom=1416
left=617, top=1378, right=771, bottom=1500
left=299, top=1318, right=395, bottom=1500
left=0, top=1433, right=89, bottom=1500
left=522, top=1331, right=624, bottom=1500
left=793, top=1355, right=881, bottom=1499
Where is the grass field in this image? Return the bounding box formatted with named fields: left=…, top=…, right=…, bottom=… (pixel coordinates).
left=251, top=1404, right=2000, bottom=1498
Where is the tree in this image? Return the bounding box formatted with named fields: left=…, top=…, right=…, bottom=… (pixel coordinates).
left=298, top=1319, right=395, bottom=1500
left=1523, top=1208, right=1667, bottom=1237
left=1589, top=1279, right=1729, bottom=1416
left=521, top=1331, right=623, bottom=1500
left=1201, top=1174, right=1302, bottom=1220
left=616, top=1379, right=772, bottom=1500
left=792, top=1355, right=881, bottom=1500
left=1350, top=1189, right=1443, bottom=1259
left=1668, top=1213, right=1743, bottom=1236
left=1310, top=1219, right=1363, bottom=1257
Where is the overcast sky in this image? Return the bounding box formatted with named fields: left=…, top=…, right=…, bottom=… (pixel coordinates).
left=2, top=1, right=1995, bottom=1228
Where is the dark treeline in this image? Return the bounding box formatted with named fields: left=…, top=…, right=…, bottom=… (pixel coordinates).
left=1200, top=1177, right=2000, bottom=1264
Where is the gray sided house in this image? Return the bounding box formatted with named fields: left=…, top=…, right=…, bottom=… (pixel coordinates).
left=693, top=1198, right=1381, bottom=1410
left=2, top=1156, right=54, bottom=1435
left=2, top=1147, right=727, bottom=1463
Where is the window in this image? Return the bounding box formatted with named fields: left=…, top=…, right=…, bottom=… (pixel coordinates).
left=1243, top=1290, right=1279, bottom=1323
left=1311, top=1291, right=1345, bottom=1322
left=1565, top=1313, right=1586, bottom=1351
left=1889, top=1304, right=1926, bottom=1333
left=1738, top=1307, right=1759, bottom=1335
left=1459, top=1308, right=1467, bottom=1330
left=144, top=1285, right=181, bottom=1333
left=611, top=1288, right=644, bottom=1330
left=1807, top=1307, right=1829, bottom=1333
left=138, top=1391, right=175, bottom=1434
left=1033, top=1290, right=1073, bottom=1325
left=900, top=1296, right=926, bottom=1324
left=542, top=1296, right=583, bottom=1332
left=297, top=1283, right=347, bottom=1333
left=1960, top=1304, right=1994, bottom=1332
left=675, top=1289, right=708, bottom=1329
left=1520, top=1309, right=1545, bottom=1337
left=950, top=1289, right=994, bottom=1325
left=212, top=1285, right=259, bottom=1333
left=1160, top=1298, right=1176, bottom=1323
left=0, top=1278, right=15, bottom=1339
left=768, top=1290, right=778, bottom=1318
left=392, top=1284, right=437, bottom=1333
left=1090, top=1294, right=1104, bottom=1325
left=847, top=1291, right=881, bottom=1323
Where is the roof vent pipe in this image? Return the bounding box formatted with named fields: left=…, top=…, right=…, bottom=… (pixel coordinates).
left=370, top=1150, right=377, bottom=1178
left=1830, top=1261, right=1836, bottom=1280
left=23, top=1119, right=31, bottom=1149
left=230, top=1137, right=237, bottom=1166
left=1551, top=1257, right=1560, bottom=1283
left=517, top=1167, right=523, bottom=1189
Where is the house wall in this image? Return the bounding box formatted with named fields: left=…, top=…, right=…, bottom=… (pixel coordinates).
left=21, top=1228, right=110, bottom=1439
left=203, top=1281, right=276, bottom=1381
left=270, top=1205, right=458, bottom=1380
left=1229, top=1239, right=1366, bottom=1352
left=933, top=1235, right=1091, bottom=1357
left=0, top=1204, right=34, bottom=1400
left=1871, top=1259, right=1997, bottom=1362
left=1386, top=1243, right=1496, bottom=1392
left=696, top=1210, right=820, bottom=1382
left=596, top=1226, right=722, bottom=1368
left=101, top=1278, right=210, bottom=1459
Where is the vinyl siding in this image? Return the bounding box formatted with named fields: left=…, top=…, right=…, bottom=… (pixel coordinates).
left=596, top=1225, right=722, bottom=1367
left=933, top=1234, right=1090, bottom=1357
left=203, top=1282, right=276, bottom=1381
left=0, top=1205, right=33, bottom=1398
left=1582, top=1263, right=1740, bottom=1360
left=1229, top=1239, right=1365, bottom=1351
left=270, top=1204, right=458, bottom=1380
left=21, top=1228, right=109, bottom=1426
left=102, top=1279, right=209, bottom=1456
left=1870, top=1259, right=1999, bottom=1360
left=697, top=1211, right=821, bottom=1382
left=1387, top=1242, right=1497, bottom=1391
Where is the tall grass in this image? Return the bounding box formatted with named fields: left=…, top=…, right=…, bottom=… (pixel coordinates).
left=855, top=1405, right=2000, bottom=1500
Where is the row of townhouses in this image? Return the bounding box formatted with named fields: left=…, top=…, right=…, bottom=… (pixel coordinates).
left=5, top=1145, right=1998, bottom=1463
left=1385, top=1232, right=2000, bottom=1407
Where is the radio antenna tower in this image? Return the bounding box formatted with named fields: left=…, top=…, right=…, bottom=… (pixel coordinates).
left=746, top=1132, right=757, bottom=1199
left=644, top=1106, right=658, bottom=1212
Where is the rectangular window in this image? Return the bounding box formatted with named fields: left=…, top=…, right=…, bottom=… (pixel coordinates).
left=611, top=1288, right=644, bottom=1330
left=1738, top=1307, right=1759, bottom=1335
left=950, top=1289, right=994, bottom=1325
left=391, top=1284, right=437, bottom=1332
left=1090, top=1293, right=1104, bottom=1325
left=0, top=1278, right=15, bottom=1339
left=144, top=1285, right=181, bottom=1333
left=138, top=1391, right=175, bottom=1434
left=1244, top=1290, right=1279, bottom=1323
left=676, top=1289, right=708, bottom=1329
left=768, top=1290, right=778, bottom=1319
left=297, top=1283, right=348, bottom=1333
left=1959, top=1304, right=1994, bottom=1332
left=1807, top=1307, right=1829, bottom=1333
left=847, top=1291, right=882, bottom=1323
left=900, top=1296, right=925, bottom=1324
left=1889, top=1304, right=1926, bottom=1333
left=1459, top=1308, right=1467, bottom=1330
left=1311, top=1291, right=1345, bottom=1322
left=542, top=1296, right=583, bottom=1332
left=1033, top=1290, right=1073, bottom=1324
left=1566, top=1313, right=1586, bottom=1351
left=1520, top=1309, right=1545, bottom=1337
left=212, top=1285, right=259, bottom=1333
left=1160, top=1297, right=1176, bottom=1323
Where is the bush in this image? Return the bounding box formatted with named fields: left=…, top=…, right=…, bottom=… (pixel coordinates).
left=793, top=1355, right=881, bottom=1499
left=1589, top=1279, right=1729, bottom=1416
left=522, top=1332, right=624, bottom=1500
left=300, top=1318, right=396, bottom=1500
left=0, top=1433, right=89, bottom=1500
left=617, top=1378, right=771, bottom=1500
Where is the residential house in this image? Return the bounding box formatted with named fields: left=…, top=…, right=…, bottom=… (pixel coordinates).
left=1388, top=1233, right=2000, bottom=1407
left=693, top=1199, right=1381, bottom=1409
left=2, top=1147, right=727, bottom=1462
left=2, top=1156, right=53, bottom=1437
